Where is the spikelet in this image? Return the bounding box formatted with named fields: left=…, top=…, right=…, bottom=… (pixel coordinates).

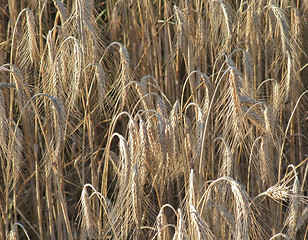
left=173, top=209, right=188, bottom=240
left=127, top=118, right=138, bottom=161
left=169, top=100, right=179, bottom=130
left=218, top=138, right=233, bottom=178
left=245, top=8, right=253, bottom=46
left=259, top=137, right=270, bottom=188
left=272, top=80, right=281, bottom=115
left=215, top=205, right=235, bottom=232
left=146, top=119, right=158, bottom=159
left=47, top=30, right=55, bottom=64
left=196, top=13, right=206, bottom=51
left=110, top=0, right=121, bottom=39
left=80, top=187, right=96, bottom=237
left=157, top=96, right=167, bottom=116
left=0, top=89, right=8, bottom=152
left=252, top=12, right=262, bottom=43
left=173, top=5, right=186, bottom=51
left=228, top=68, right=245, bottom=145
left=25, top=9, right=39, bottom=63
left=52, top=0, right=68, bottom=23
left=189, top=169, right=196, bottom=206
left=196, top=106, right=205, bottom=163
left=169, top=101, right=179, bottom=167
left=203, top=178, right=252, bottom=239
left=136, top=77, right=152, bottom=110
left=165, top=124, right=174, bottom=175
left=139, top=118, right=149, bottom=185
left=230, top=181, right=250, bottom=240
left=286, top=177, right=300, bottom=239
left=11, top=66, right=26, bottom=110
left=283, top=51, right=292, bottom=104
left=156, top=207, right=170, bottom=240
left=157, top=116, right=166, bottom=160
left=270, top=5, right=290, bottom=53
left=289, top=7, right=300, bottom=44
left=8, top=225, right=19, bottom=240
left=217, top=1, right=233, bottom=48
left=119, top=45, right=131, bottom=108
left=47, top=31, right=60, bottom=99
left=209, top=0, right=233, bottom=50
left=242, top=50, right=253, bottom=94
left=261, top=182, right=291, bottom=203
left=12, top=126, right=24, bottom=186
left=50, top=96, right=66, bottom=168
left=296, top=207, right=308, bottom=231
left=131, top=165, right=141, bottom=228
left=94, top=64, right=106, bottom=112
left=269, top=233, right=290, bottom=240
left=190, top=204, right=214, bottom=240
left=118, top=134, right=131, bottom=186
left=8, top=223, right=30, bottom=240
left=71, top=42, right=82, bottom=107
left=184, top=115, right=193, bottom=154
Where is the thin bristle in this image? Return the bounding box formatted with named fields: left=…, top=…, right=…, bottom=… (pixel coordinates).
left=80, top=187, right=96, bottom=237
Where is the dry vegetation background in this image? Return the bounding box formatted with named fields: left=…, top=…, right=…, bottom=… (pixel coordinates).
left=0, top=0, right=308, bottom=239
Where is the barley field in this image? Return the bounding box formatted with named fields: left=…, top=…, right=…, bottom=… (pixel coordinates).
left=0, top=0, right=307, bottom=239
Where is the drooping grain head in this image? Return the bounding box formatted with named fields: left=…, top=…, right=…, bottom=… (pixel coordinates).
left=25, top=9, right=39, bottom=64
left=0, top=89, right=8, bottom=151
left=8, top=225, right=19, bottom=240
left=259, top=137, right=271, bottom=188
left=271, top=6, right=290, bottom=53
left=230, top=181, right=250, bottom=240
left=95, top=64, right=106, bottom=112
left=131, top=165, right=141, bottom=228
left=52, top=0, right=68, bottom=23
left=189, top=204, right=215, bottom=240
left=71, top=42, right=82, bottom=107
left=12, top=126, right=24, bottom=186
left=286, top=178, right=301, bottom=239
left=173, top=208, right=188, bottom=240
left=118, top=134, right=131, bottom=186
left=138, top=118, right=149, bottom=186
left=80, top=187, right=96, bottom=237
left=156, top=207, right=170, bottom=240
left=189, top=169, right=196, bottom=206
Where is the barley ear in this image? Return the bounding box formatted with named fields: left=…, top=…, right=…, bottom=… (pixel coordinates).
left=156, top=207, right=170, bottom=240
left=0, top=89, right=8, bottom=152
left=131, top=165, right=141, bottom=229
left=94, top=64, right=106, bottom=112
left=189, top=169, right=196, bottom=206
left=173, top=208, right=188, bottom=240
left=25, top=9, right=39, bottom=64
left=12, top=126, right=24, bottom=186
left=80, top=187, right=96, bottom=238
left=8, top=225, right=19, bottom=240
left=189, top=204, right=215, bottom=240
left=8, top=223, right=30, bottom=240
left=286, top=177, right=301, bottom=239
left=52, top=0, right=68, bottom=23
